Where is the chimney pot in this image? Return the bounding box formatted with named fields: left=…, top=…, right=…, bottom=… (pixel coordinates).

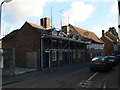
left=102, top=30, right=104, bottom=37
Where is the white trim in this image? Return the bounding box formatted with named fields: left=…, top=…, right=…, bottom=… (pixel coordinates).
left=45, top=51, right=51, bottom=53
left=49, top=53, right=51, bottom=68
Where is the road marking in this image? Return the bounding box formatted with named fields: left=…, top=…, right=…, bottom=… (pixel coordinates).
left=88, top=72, right=98, bottom=81
left=103, top=72, right=110, bottom=89
left=79, top=80, right=92, bottom=88
left=103, top=80, right=107, bottom=89
left=78, top=72, right=98, bottom=89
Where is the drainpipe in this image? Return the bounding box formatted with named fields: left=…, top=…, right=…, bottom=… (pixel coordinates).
left=41, top=35, right=43, bottom=70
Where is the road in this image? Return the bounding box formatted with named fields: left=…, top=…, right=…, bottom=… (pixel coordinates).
left=2, top=63, right=120, bottom=89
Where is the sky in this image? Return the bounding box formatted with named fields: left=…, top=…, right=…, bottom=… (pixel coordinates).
left=0, top=0, right=118, bottom=38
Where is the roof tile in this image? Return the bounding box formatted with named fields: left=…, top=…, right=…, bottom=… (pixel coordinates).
left=69, top=24, right=103, bottom=43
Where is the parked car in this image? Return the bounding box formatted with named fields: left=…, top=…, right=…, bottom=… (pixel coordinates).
left=115, top=55, right=120, bottom=63
left=89, top=57, right=112, bottom=71
left=105, top=56, right=117, bottom=66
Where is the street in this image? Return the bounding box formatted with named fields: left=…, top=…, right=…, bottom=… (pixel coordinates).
left=2, top=63, right=120, bottom=89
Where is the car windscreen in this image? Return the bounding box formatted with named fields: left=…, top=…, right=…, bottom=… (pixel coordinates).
left=92, top=57, right=104, bottom=62
left=106, top=57, right=115, bottom=60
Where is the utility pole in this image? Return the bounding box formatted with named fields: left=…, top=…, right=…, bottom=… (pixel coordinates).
left=51, top=6, right=53, bottom=28
left=118, top=0, right=120, bottom=38
left=60, top=9, right=63, bottom=27
left=68, top=17, right=69, bottom=25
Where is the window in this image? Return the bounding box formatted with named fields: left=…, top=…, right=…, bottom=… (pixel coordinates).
left=72, top=35, right=76, bottom=39
left=73, top=50, right=76, bottom=59
left=58, top=51, right=62, bottom=60
left=52, top=51, right=57, bottom=61
left=52, top=30, right=57, bottom=36
left=59, top=33, right=64, bottom=37
left=78, top=50, right=81, bottom=58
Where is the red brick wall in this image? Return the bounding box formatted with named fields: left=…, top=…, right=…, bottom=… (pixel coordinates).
left=2, top=22, right=41, bottom=68
left=101, top=36, right=114, bottom=56
left=2, top=39, right=16, bottom=48
left=15, top=23, right=41, bottom=67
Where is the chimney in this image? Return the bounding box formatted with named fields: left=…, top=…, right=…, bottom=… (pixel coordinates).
left=62, top=26, right=70, bottom=35
left=62, top=26, right=67, bottom=34
left=102, top=30, right=104, bottom=37
left=40, top=17, right=51, bottom=29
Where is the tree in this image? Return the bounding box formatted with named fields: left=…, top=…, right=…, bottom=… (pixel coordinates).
left=108, top=27, right=118, bottom=37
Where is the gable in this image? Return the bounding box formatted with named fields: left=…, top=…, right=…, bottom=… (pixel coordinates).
left=2, top=29, right=20, bottom=41
left=69, top=26, right=81, bottom=36
left=69, top=24, right=103, bottom=44
left=105, top=32, right=118, bottom=43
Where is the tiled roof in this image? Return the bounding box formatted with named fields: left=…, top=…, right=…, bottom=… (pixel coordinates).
left=103, top=35, right=114, bottom=42
left=105, top=31, right=118, bottom=43
left=27, top=22, right=45, bottom=30
left=2, top=29, right=20, bottom=40
left=69, top=24, right=103, bottom=43
left=62, top=32, right=68, bottom=37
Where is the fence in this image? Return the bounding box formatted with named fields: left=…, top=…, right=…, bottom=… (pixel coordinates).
left=2, top=48, right=15, bottom=76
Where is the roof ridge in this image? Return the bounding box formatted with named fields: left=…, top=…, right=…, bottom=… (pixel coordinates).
left=106, top=31, right=118, bottom=39
left=69, top=24, right=103, bottom=43
left=69, top=24, right=93, bottom=33
left=27, top=22, right=45, bottom=30
left=104, top=35, right=114, bottom=42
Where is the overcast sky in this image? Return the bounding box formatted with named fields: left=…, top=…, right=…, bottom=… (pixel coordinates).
left=0, top=0, right=118, bottom=37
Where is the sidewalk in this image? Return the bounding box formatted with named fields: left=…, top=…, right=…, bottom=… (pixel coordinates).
left=2, top=62, right=88, bottom=86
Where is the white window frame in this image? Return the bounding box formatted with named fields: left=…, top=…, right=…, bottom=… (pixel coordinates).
left=52, top=51, right=57, bottom=61
left=78, top=50, right=81, bottom=58
left=58, top=51, right=62, bottom=60
left=73, top=50, right=76, bottom=59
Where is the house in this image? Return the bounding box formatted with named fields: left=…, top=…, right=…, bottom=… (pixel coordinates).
left=2, top=18, right=46, bottom=69
left=62, top=24, right=104, bottom=61
left=2, top=17, right=92, bottom=70
left=101, top=30, right=119, bottom=56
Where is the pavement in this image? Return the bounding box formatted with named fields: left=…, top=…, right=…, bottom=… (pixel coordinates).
left=2, top=62, right=88, bottom=86
left=15, top=68, right=37, bottom=75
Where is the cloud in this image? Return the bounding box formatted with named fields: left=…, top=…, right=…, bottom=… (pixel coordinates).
left=111, top=1, right=118, bottom=14
left=2, top=0, right=69, bottom=24
left=47, top=0, right=68, bottom=2
left=3, top=0, right=46, bottom=23
left=84, top=0, right=114, bottom=2
left=63, top=1, right=95, bottom=25
left=92, top=22, right=118, bottom=38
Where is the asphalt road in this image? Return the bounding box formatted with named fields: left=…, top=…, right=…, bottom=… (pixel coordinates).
left=2, top=63, right=120, bottom=89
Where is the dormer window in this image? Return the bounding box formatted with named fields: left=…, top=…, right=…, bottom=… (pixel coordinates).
left=72, top=35, right=76, bottom=39
left=78, top=36, right=81, bottom=41
left=59, top=32, right=64, bottom=37
left=52, top=30, right=58, bottom=36
left=68, top=30, right=72, bottom=35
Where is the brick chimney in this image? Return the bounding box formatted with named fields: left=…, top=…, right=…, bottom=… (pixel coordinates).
left=102, top=30, right=105, bottom=37
left=62, top=26, right=70, bottom=35
left=40, top=17, right=51, bottom=29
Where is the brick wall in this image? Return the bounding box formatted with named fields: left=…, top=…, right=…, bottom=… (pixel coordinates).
left=101, top=36, right=114, bottom=56
left=2, top=22, right=42, bottom=68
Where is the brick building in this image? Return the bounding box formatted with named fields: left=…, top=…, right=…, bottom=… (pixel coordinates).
left=101, top=30, right=119, bottom=56
left=62, top=24, right=104, bottom=61
left=2, top=17, right=104, bottom=69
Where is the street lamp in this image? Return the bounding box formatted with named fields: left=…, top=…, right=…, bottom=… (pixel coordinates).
left=0, top=0, right=12, bottom=39
left=0, top=0, right=12, bottom=70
